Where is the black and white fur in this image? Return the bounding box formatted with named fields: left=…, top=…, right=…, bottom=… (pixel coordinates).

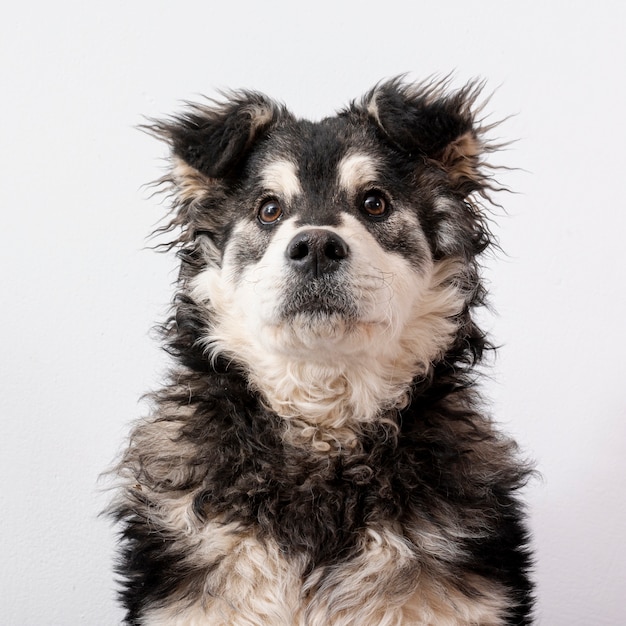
left=111, top=78, right=533, bottom=625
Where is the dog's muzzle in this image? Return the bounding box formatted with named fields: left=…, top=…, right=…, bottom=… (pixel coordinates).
left=285, top=229, right=349, bottom=278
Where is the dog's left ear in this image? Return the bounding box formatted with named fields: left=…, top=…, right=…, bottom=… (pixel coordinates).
left=364, top=79, right=486, bottom=196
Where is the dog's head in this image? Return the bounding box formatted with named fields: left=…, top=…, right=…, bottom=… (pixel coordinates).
left=150, top=79, right=495, bottom=443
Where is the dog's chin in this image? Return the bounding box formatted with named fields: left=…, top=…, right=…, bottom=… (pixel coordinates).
left=265, top=308, right=380, bottom=357
left=289, top=309, right=355, bottom=339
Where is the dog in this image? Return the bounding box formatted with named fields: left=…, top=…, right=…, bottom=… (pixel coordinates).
left=111, top=78, right=533, bottom=625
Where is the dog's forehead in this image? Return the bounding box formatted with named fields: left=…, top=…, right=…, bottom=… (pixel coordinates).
left=255, top=117, right=383, bottom=196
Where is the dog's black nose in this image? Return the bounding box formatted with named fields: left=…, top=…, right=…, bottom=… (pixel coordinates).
left=285, top=229, right=349, bottom=277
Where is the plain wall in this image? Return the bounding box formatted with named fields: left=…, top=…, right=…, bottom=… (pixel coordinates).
left=2, top=1, right=625, bottom=624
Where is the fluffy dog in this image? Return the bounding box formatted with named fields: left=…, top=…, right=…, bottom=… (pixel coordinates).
left=111, top=78, right=533, bottom=625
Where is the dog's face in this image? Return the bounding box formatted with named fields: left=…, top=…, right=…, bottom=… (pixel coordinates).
left=152, top=80, right=492, bottom=436
left=197, top=119, right=441, bottom=360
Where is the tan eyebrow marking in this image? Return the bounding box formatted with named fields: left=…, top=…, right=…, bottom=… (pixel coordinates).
left=337, top=153, right=379, bottom=192
left=259, top=159, right=302, bottom=200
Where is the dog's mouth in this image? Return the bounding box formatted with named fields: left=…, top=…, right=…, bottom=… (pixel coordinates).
left=279, top=279, right=358, bottom=321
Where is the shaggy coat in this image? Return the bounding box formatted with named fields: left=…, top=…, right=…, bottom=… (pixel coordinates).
left=111, top=79, right=533, bottom=625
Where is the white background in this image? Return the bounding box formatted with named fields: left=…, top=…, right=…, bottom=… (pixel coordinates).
left=2, top=1, right=625, bottom=624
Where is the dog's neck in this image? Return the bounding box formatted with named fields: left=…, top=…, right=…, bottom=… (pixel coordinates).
left=246, top=352, right=414, bottom=452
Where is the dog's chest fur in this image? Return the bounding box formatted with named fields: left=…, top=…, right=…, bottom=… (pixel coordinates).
left=112, top=79, right=533, bottom=625
left=121, top=371, right=521, bottom=626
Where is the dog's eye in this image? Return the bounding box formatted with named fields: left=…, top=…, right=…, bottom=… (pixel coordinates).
left=361, top=192, right=389, bottom=219
left=258, top=200, right=283, bottom=225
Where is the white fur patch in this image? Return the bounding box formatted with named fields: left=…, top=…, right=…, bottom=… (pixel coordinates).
left=260, top=159, right=302, bottom=200
left=143, top=536, right=304, bottom=626
left=402, top=575, right=510, bottom=626
left=142, top=527, right=509, bottom=626
left=337, top=153, right=379, bottom=192
left=303, top=528, right=417, bottom=625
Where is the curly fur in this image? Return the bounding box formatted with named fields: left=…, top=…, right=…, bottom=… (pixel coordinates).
left=110, top=77, right=533, bottom=625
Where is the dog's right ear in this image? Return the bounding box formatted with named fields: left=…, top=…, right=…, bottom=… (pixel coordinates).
left=145, top=92, right=290, bottom=247
left=149, top=91, right=289, bottom=180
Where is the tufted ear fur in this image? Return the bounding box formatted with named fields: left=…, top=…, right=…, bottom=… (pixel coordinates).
left=363, top=78, right=489, bottom=197
left=145, top=92, right=291, bottom=249
left=150, top=91, right=290, bottom=179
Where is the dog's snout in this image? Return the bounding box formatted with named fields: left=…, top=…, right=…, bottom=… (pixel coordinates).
left=286, top=229, right=349, bottom=277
